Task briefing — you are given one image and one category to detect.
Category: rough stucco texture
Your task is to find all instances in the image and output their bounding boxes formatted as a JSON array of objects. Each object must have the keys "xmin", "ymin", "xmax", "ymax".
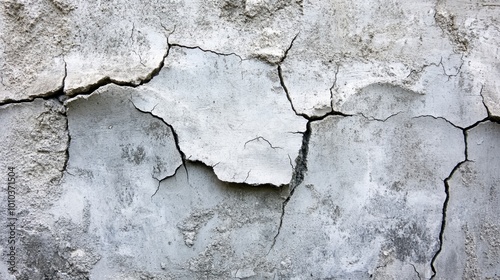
[{"xmin": 0, "ymin": 0, "xmax": 499, "ymax": 279}]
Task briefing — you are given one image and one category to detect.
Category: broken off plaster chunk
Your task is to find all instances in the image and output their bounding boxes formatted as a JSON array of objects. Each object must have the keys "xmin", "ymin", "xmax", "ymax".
[{"xmin": 131, "ymin": 46, "xmax": 307, "ymax": 186}]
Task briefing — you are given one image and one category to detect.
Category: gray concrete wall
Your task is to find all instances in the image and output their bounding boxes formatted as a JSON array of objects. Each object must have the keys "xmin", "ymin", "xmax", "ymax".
[{"xmin": 0, "ymin": 1, "xmax": 499, "ymax": 279}]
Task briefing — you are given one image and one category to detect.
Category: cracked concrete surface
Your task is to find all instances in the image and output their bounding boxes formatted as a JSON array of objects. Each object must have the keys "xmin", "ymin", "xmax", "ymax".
[
  {"xmin": 433, "ymin": 121, "xmax": 500, "ymax": 279},
  {"xmin": 1, "ymin": 0, "xmax": 499, "ymax": 279},
  {"xmin": 267, "ymin": 114, "xmax": 464, "ymax": 279},
  {"xmin": 129, "ymin": 46, "xmax": 307, "ymax": 186}
]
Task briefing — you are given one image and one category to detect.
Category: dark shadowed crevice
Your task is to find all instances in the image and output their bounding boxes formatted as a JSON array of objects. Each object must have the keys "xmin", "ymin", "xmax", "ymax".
[
  {"xmin": 58, "ymin": 104, "xmax": 71, "ymax": 181},
  {"xmin": 244, "ymin": 136, "xmax": 283, "ymax": 150},
  {"xmin": 430, "ymin": 117, "xmax": 490, "ymax": 278},
  {"xmin": 268, "ymin": 119, "xmax": 311, "ymax": 253},
  {"xmin": 0, "ymin": 58, "xmax": 68, "ymax": 106},
  {"xmin": 270, "ymin": 54, "xmax": 351, "ymax": 251},
  {"xmin": 360, "ymin": 111, "xmax": 403, "ymax": 122},
  {"xmin": 429, "ymin": 149, "xmax": 466, "ymax": 278},
  {"xmin": 62, "ymin": 29, "xmax": 177, "ymax": 99},
  {"xmin": 277, "ymin": 33, "xmax": 299, "ymax": 64},
  {"xmin": 63, "ymin": 46, "xmax": 170, "ymax": 98},
  {"xmin": 479, "ymin": 85, "xmax": 500, "ymax": 122},
  {"xmin": 0, "ymin": 29, "xmax": 175, "ymax": 108}
]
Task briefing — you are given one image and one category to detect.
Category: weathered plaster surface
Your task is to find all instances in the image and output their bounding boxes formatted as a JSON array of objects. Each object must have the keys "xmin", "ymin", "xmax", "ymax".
[
  {"xmin": 434, "ymin": 121, "xmax": 500, "ymax": 279},
  {"xmin": 0, "ymin": 99, "xmax": 69, "ymax": 279},
  {"xmin": 268, "ymin": 114, "xmax": 464, "ymax": 279},
  {"xmin": 0, "ymin": 0, "xmax": 499, "ymax": 279},
  {"xmin": 130, "ymin": 46, "xmax": 307, "ymax": 186}
]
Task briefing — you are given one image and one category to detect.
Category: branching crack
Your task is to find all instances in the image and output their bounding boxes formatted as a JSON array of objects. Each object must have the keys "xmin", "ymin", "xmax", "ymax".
[
  {"xmin": 359, "ymin": 111, "xmax": 403, "ymax": 122},
  {"xmin": 405, "ymin": 56, "xmax": 463, "ymax": 82},
  {"xmin": 429, "ymin": 144, "xmax": 466, "ymax": 278},
  {"xmin": 58, "ymin": 104, "xmax": 71, "ymax": 183},
  {"xmin": 1, "ymin": 28, "xmax": 175, "ymax": 107},
  {"xmin": 278, "ymin": 65, "xmax": 350, "ymax": 122},
  {"xmin": 128, "ymin": 98, "xmax": 190, "ymax": 197},
  {"xmin": 277, "ymin": 34, "xmax": 350, "ymax": 122},
  {"xmin": 169, "ymin": 43, "xmax": 243, "ymax": 61},
  {"xmin": 429, "ymin": 117, "xmax": 491, "ymax": 278},
  {"xmin": 244, "ymin": 136, "xmax": 283, "ymax": 150},
  {"xmin": 150, "ymin": 162, "xmax": 185, "ymax": 199},
  {"xmin": 65, "ymin": 36, "xmax": 172, "ymax": 98}
]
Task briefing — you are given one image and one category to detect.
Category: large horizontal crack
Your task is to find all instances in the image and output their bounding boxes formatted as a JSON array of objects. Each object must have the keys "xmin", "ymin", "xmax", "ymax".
[{"xmin": 0, "ymin": 57, "xmax": 68, "ymax": 106}]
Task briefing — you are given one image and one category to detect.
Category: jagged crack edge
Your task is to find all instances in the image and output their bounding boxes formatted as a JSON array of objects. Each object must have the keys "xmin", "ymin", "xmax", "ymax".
[
  {"xmin": 479, "ymin": 84, "xmax": 500, "ymax": 122},
  {"xmin": 268, "ymin": 120, "xmax": 311, "ymax": 254},
  {"xmin": 169, "ymin": 43, "xmax": 243, "ymax": 61},
  {"xmin": 0, "ymin": 57, "xmax": 68, "ymax": 106},
  {"xmin": 59, "ymin": 106, "xmax": 71, "ymax": 180},
  {"xmin": 128, "ymin": 98, "xmax": 189, "ymax": 197},
  {"xmin": 60, "ymin": 29, "xmax": 175, "ymax": 102},
  {"xmin": 329, "ymin": 63, "xmax": 340, "ymax": 110},
  {"xmin": 429, "ymin": 149, "xmax": 466, "ymax": 278},
  {"xmin": 428, "ymin": 117, "xmax": 493, "ymax": 278},
  {"xmin": 244, "ymin": 136, "xmax": 283, "ymax": 150}
]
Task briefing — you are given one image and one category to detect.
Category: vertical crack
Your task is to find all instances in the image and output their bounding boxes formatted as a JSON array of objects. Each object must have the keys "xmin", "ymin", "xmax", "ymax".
[
  {"xmin": 278, "ymin": 65, "xmax": 308, "ymax": 119},
  {"xmin": 59, "ymin": 102, "xmax": 71, "ymax": 181},
  {"xmin": 278, "ymin": 33, "xmax": 299, "ymax": 64},
  {"xmin": 268, "ymin": 120, "xmax": 311, "ymax": 253},
  {"xmin": 277, "ymin": 33, "xmax": 309, "ymax": 120},
  {"xmin": 430, "ymin": 118, "xmax": 485, "ymax": 277}
]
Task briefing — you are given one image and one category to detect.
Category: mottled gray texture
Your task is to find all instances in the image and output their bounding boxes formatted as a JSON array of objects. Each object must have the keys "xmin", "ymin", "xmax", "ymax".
[
  {"xmin": 434, "ymin": 121, "xmax": 500, "ymax": 279},
  {"xmin": 0, "ymin": 99, "xmax": 70, "ymax": 279},
  {"xmin": 0, "ymin": 0, "xmax": 499, "ymax": 279},
  {"xmin": 130, "ymin": 47, "xmax": 306, "ymax": 186},
  {"xmin": 268, "ymin": 114, "xmax": 464, "ymax": 279}
]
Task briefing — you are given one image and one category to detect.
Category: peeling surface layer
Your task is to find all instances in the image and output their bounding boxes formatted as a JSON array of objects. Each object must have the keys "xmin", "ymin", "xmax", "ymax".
[
  {"xmin": 130, "ymin": 47, "xmax": 307, "ymax": 186},
  {"xmin": 0, "ymin": 0, "xmax": 499, "ymax": 279}
]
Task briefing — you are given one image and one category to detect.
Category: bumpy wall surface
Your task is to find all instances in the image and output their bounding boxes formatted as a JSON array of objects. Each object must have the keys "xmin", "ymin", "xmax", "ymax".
[{"xmin": 1, "ymin": 0, "xmax": 499, "ymax": 279}]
